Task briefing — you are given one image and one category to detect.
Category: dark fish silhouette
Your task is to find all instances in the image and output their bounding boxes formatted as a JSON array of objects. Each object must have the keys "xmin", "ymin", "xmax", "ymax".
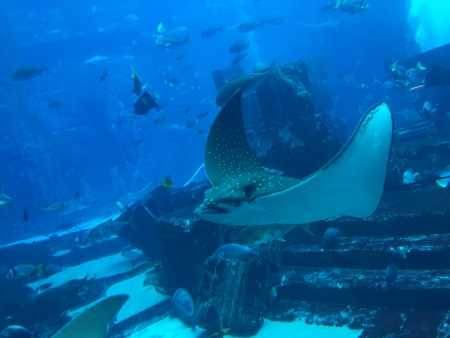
[
  {"xmin": 12, "ymin": 65, "xmax": 50, "ymax": 81},
  {"xmin": 134, "ymin": 92, "xmax": 158, "ymax": 115},
  {"xmin": 23, "ymin": 209, "xmax": 28, "ymax": 222},
  {"xmin": 98, "ymin": 70, "xmax": 107, "ymax": 82}
]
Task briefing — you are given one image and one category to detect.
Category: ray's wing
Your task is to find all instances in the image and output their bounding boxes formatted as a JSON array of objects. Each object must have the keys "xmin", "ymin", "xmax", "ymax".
[
  {"xmin": 51, "ymin": 295, "xmax": 129, "ymax": 338},
  {"xmin": 204, "ymin": 91, "xmax": 266, "ymax": 186}
]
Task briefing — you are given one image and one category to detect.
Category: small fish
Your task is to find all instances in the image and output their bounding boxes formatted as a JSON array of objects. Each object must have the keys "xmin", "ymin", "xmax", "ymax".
[
  {"xmin": 403, "ymin": 168, "xmax": 420, "ymax": 184},
  {"xmin": 263, "ymin": 16, "xmax": 286, "ymax": 25},
  {"xmin": 236, "ymin": 21, "xmax": 264, "ymax": 33},
  {"xmin": 155, "ymin": 34, "xmax": 190, "ymax": 51},
  {"xmin": 213, "ymin": 244, "xmax": 259, "ymax": 259},
  {"xmin": 386, "ymin": 247, "xmax": 407, "ymax": 286},
  {"xmin": 335, "ymin": 0, "xmax": 370, "ymax": 14},
  {"xmin": 201, "ymin": 24, "xmax": 223, "ymax": 38},
  {"xmin": 198, "ymin": 129, "xmax": 204, "ymax": 134},
  {"xmin": 229, "ymin": 40, "xmax": 249, "ymax": 53},
  {"xmin": 0, "ymin": 325, "xmax": 37, "ymax": 338},
  {"xmin": 165, "ymin": 78, "xmax": 180, "ymax": 85},
  {"xmin": 153, "ymin": 117, "xmax": 164, "ymax": 124},
  {"xmin": 231, "ymin": 52, "xmax": 248, "ymax": 66},
  {"xmin": 169, "ymin": 26, "xmax": 187, "ymax": 35},
  {"xmin": 196, "ymin": 111, "xmax": 208, "ymax": 119},
  {"xmin": 121, "ymin": 250, "xmax": 141, "ymax": 266},
  {"xmin": 143, "ymin": 272, "xmax": 163, "ymax": 286},
  {"xmin": 175, "ymin": 53, "xmax": 186, "ymax": 61},
  {"xmin": 5, "ymin": 264, "xmax": 41, "ymax": 280},
  {"xmin": 12, "ymin": 65, "xmax": 50, "ymax": 81},
  {"xmin": 162, "ymin": 177, "xmax": 174, "ymax": 190},
  {"xmin": 116, "ymin": 201, "xmax": 125, "ymax": 212},
  {"xmin": 23, "ymin": 209, "xmax": 28, "ymax": 222},
  {"xmin": 322, "ymin": 227, "xmax": 341, "ymax": 247},
  {"xmin": 184, "ymin": 105, "xmax": 191, "ymax": 115},
  {"xmin": 98, "ymin": 70, "xmax": 108, "ymax": 82},
  {"xmin": 136, "ymin": 138, "xmax": 144, "ymax": 145},
  {"xmin": 180, "ymin": 62, "xmax": 194, "ymax": 72},
  {"xmin": 35, "ymin": 282, "xmax": 53, "ymax": 292},
  {"xmin": 268, "ymin": 285, "xmax": 280, "ymax": 304},
  {"xmin": 48, "ymin": 100, "xmax": 62, "ymax": 108},
  {"xmin": 184, "ymin": 120, "xmax": 196, "ymax": 128}
]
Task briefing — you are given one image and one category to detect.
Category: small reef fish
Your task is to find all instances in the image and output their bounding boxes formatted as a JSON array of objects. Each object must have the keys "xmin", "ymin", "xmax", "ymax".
[
  {"xmin": 87, "ymin": 214, "xmax": 135, "ymax": 241},
  {"xmin": 172, "ymin": 288, "xmax": 196, "ymax": 331},
  {"xmin": 236, "ymin": 21, "xmax": 264, "ymax": 33},
  {"xmin": 35, "ymin": 282, "xmax": 53, "ymax": 292},
  {"xmin": 155, "ymin": 34, "xmax": 190, "ymax": 51},
  {"xmin": 386, "ymin": 247, "xmax": 407, "ymax": 288},
  {"xmin": 162, "ymin": 177, "xmax": 174, "ymax": 190},
  {"xmin": 11, "ymin": 65, "xmax": 50, "ymax": 81},
  {"xmin": 229, "ymin": 40, "xmax": 249, "ymax": 53},
  {"xmin": 268, "ymin": 285, "xmax": 280, "ymax": 304},
  {"xmin": 213, "ymin": 244, "xmax": 259, "ymax": 259},
  {"xmin": 322, "ymin": 227, "xmax": 341, "ymax": 247},
  {"xmin": 5, "ymin": 264, "xmax": 42, "ymax": 280},
  {"xmin": 201, "ymin": 24, "xmax": 223, "ymax": 38},
  {"xmin": 403, "ymin": 169, "xmax": 420, "ymax": 184},
  {"xmin": 143, "ymin": 272, "xmax": 163, "ymax": 287},
  {"xmin": 335, "ymin": 0, "xmax": 370, "ymax": 14},
  {"xmin": 197, "ymin": 111, "xmax": 208, "ymax": 119}
]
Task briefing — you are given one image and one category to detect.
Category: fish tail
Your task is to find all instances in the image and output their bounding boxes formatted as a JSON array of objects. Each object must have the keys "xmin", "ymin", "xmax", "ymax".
[
  {"xmin": 417, "ymin": 62, "xmax": 426, "ymax": 71},
  {"xmin": 184, "ymin": 34, "xmax": 191, "ymax": 46}
]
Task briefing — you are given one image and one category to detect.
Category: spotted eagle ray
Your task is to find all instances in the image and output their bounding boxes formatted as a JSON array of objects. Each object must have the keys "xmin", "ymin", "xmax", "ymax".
[
  {"xmin": 51, "ymin": 294, "xmax": 129, "ymax": 338},
  {"xmin": 195, "ymin": 91, "xmax": 393, "ymax": 226},
  {"xmin": 35, "ymin": 191, "xmax": 79, "ymax": 212}
]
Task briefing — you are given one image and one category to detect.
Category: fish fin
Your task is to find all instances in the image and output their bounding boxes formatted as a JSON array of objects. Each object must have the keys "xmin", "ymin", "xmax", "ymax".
[
  {"xmin": 300, "ymin": 224, "xmax": 315, "ymax": 236},
  {"xmin": 417, "ymin": 62, "xmax": 426, "ymax": 71},
  {"xmin": 184, "ymin": 34, "xmax": 191, "ymax": 45},
  {"xmin": 51, "ymin": 295, "xmax": 129, "ymax": 338},
  {"xmin": 436, "ymin": 179, "xmax": 448, "ymax": 188}
]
